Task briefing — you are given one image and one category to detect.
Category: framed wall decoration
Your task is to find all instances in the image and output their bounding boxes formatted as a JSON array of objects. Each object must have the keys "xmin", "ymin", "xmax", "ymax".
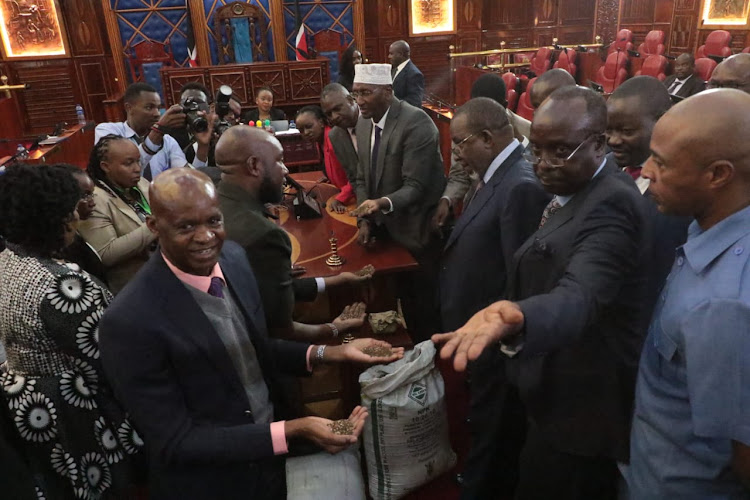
[
  {"xmin": 0, "ymin": 0, "xmax": 68, "ymax": 59},
  {"xmin": 409, "ymin": 0, "xmax": 456, "ymax": 37},
  {"xmin": 701, "ymin": 0, "xmax": 750, "ymax": 26}
]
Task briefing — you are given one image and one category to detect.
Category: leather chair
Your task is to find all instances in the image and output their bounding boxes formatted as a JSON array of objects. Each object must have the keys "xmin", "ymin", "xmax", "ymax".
[
  {"xmin": 596, "ymin": 51, "xmax": 629, "ymax": 93},
  {"xmin": 742, "ymin": 46, "xmax": 750, "ymax": 53},
  {"xmin": 696, "ymin": 30, "xmax": 732, "ymax": 59},
  {"xmin": 694, "ymin": 57, "xmax": 718, "ymax": 82},
  {"xmin": 501, "ymin": 72, "xmax": 520, "ymax": 112},
  {"xmin": 636, "ymin": 55, "xmax": 668, "ymax": 81},
  {"xmin": 528, "ymin": 47, "xmax": 552, "ymax": 77},
  {"xmin": 312, "ymin": 29, "xmax": 346, "ymax": 82},
  {"xmin": 608, "ymin": 29, "xmax": 634, "ymax": 54},
  {"xmin": 127, "ymin": 39, "xmax": 175, "ymax": 96},
  {"xmin": 516, "ymin": 77, "xmax": 537, "ymax": 121},
  {"xmin": 638, "ymin": 30, "xmax": 665, "ymax": 56},
  {"xmin": 553, "ymin": 49, "xmax": 577, "ymax": 77}
]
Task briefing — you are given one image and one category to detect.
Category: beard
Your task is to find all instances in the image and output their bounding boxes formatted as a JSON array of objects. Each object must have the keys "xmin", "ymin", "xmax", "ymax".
[{"xmin": 259, "ymin": 170, "xmax": 283, "ymax": 204}]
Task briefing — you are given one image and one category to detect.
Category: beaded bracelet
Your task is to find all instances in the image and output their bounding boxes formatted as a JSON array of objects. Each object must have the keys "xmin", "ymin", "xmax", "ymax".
[
  {"xmin": 316, "ymin": 345, "xmax": 326, "ymax": 363},
  {"xmin": 327, "ymin": 322, "xmax": 339, "ymax": 338}
]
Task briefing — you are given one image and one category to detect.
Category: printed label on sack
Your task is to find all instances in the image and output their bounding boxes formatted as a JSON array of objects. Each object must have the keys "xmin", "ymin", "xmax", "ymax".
[{"xmin": 407, "ymin": 383, "xmax": 427, "ymax": 406}]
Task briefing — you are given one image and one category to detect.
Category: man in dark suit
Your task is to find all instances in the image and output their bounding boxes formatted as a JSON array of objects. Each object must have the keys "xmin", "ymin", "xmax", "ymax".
[
  {"xmin": 388, "ymin": 40, "xmax": 425, "ymax": 108},
  {"xmin": 215, "ymin": 126, "xmax": 369, "ymax": 341},
  {"xmin": 99, "ymin": 168, "xmax": 401, "ymax": 500},
  {"xmin": 440, "ymin": 97, "xmax": 550, "ymax": 499},
  {"xmin": 663, "ymin": 53, "xmax": 706, "ymax": 98},
  {"xmin": 434, "ymin": 86, "xmax": 650, "ymax": 500},
  {"xmin": 607, "ymin": 76, "xmax": 691, "ymax": 314},
  {"xmin": 321, "ymin": 82, "xmax": 362, "ymax": 181},
  {"xmin": 351, "ymin": 63, "xmax": 445, "ymax": 340}
]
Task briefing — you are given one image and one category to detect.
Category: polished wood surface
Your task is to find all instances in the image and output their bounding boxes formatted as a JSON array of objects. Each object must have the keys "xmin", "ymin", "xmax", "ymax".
[
  {"xmin": 280, "ymin": 171, "xmax": 418, "ymax": 278},
  {"xmin": 422, "ymin": 103, "xmax": 454, "ymax": 175},
  {"xmin": 277, "ymin": 133, "xmax": 321, "ymax": 171},
  {"xmin": 0, "ymin": 123, "xmax": 94, "ymax": 168}
]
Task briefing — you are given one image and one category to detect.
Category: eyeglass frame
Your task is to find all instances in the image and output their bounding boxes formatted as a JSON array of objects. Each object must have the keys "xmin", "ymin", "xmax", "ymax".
[
  {"xmin": 350, "ymin": 89, "xmax": 376, "ymax": 99},
  {"xmin": 523, "ymin": 134, "xmax": 597, "ymax": 168},
  {"xmin": 80, "ymin": 192, "xmax": 95, "ymax": 201},
  {"xmin": 451, "ymin": 132, "xmax": 478, "ymax": 154}
]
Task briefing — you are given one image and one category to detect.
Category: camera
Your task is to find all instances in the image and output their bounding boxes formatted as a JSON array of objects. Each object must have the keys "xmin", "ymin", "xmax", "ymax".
[
  {"xmin": 214, "ymin": 85, "xmax": 234, "ymax": 136},
  {"xmin": 182, "ymin": 97, "xmax": 210, "ymax": 133}
]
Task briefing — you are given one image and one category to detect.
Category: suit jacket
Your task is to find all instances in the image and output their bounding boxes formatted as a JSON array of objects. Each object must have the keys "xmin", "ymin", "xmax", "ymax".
[
  {"xmin": 663, "ymin": 73, "xmax": 706, "ymax": 98},
  {"xmin": 218, "ymin": 182, "xmax": 317, "ymax": 337},
  {"xmin": 328, "ymin": 123, "xmax": 360, "ymax": 182},
  {"xmin": 439, "ymin": 145, "xmax": 551, "ymax": 331},
  {"xmin": 392, "ymin": 60, "xmax": 425, "ymax": 108},
  {"xmin": 354, "ymin": 98, "xmax": 446, "ymax": 255},
  {"xmin": 99, "ymin": 243, "xmax": 310, "ymax": 500},
  {"xmin": 60, "ymin": 233, "xmax": 108, "ymax": 285},
  {"xmin": 506, "ymin": 160, "xmax": 650, "ymax": 462},
  {"xmin": 78, "ymin": 178, "xmax": 154, "ymax": 294}
]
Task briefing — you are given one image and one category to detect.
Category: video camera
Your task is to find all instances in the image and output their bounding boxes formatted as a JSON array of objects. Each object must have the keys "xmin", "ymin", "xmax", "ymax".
[{"xmin": 214, "ymin": 85, "xmax": 234, "ymax": 136}]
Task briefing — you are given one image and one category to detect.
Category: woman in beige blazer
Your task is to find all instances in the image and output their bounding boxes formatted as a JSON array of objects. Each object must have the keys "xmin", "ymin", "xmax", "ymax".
[{"xmin": 79, "ymin": 134, "xmax": 156, "ymax": 293}]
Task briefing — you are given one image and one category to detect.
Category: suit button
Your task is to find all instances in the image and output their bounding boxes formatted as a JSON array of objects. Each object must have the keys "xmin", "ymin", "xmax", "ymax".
[{"xmin": 245, "ymin": 410, "xmax": 253, "ymax": 417}]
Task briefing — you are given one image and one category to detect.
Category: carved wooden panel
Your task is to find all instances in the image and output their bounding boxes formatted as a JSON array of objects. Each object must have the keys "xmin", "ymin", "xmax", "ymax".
[
  {"xmin": 457, "ymin": 0, "xmax": 482, "ymax": 30},
  {"xmin": 535, "ymin": 0, "xmax": 558, "ymax": 26},
  {"xmin": 654, "ymin": 0, "xmax": 675, "ymax": 22},
  {"xmin": 212, "ymin": 71, "xmax": 251, "ymax": 103},
  {"xmin": 75, "ymin": 59, "xmax": 109, "ymax": 124},
  {"xmin": 380, "ymin": 0, "xmax": 406, "ymax": 36},
  {"xmin": 621, "ymin": 0, "xmax": 657, "ymax": 23},
  {"xmin": 595, "ymin": 0, "xmax": 620, "ymax": 44},
  {"xmin": 364, "ymin": 38, "xmax": 380, "ymax": 63},
  {"xmin": 163, "ymin": 74, "xmax": 208, "ymax": 109},
  {"xmin": 560, "ymin": 0, "xmax": 597, "ymax": 24},
  {"xmin": 671, "ymin": 14, "xmax": 695, "ymax": 51},
  {"xmin": 483, "ymin": 30, "xmax": 533, "ymax": 49},
  {"xmin": 288, "ymin": 67, "xmax": 325, "ymax": 101},
  {"xmin": 675, "ymin": 0, "xmax": 695, "ymax": 9},
  {"xmin": 61, "ymin": 0, "xmax": 105, "ymax": 57},
  {"xmin": 14, "ymin": 60, "xmax": 79, "ymax": 135},
  {"xmin": 534, "ymin": 28, "xmax": 558, "ymax": 47},
  {"xmin": 410, "ymin": 39, "xmax": 455, "ymax": 99},
  {"xmin": 557, "ymin": 25, "xmax": 595, "ymax": 44},
  {"xmin": 487, "ymin": 0, "xmax": 532, "ymax": 29}
]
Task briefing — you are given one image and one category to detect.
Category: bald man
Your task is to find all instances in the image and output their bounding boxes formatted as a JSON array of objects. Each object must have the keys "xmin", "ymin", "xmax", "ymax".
[
  {"xmin": 434, "ymin": 87, "xmax": 650, "ymax": 499},
  {"xmin": 628, "ymin": 89, "xmax": 750, "ymax": 498},
  {"xmin": 215, "ymin": 126, "xmax": 368, "ymax": 342},
  {"xmin": 708, "ymin": 52, "xmax": 750, "ymax": 93},
  {"xmin": 100, "ymin": 168, "xmax": 401, "ymax": 500},
  {"xmin": 663, "ymin": 53, "xmax": 705, "ymax": 98},
  {"xmin": 529, "ymin": 68, "xmax": 577, "ymax": 109},
  {"xmin": 388, "ymin": 40, "xmax": 425, "ymax": 107}
]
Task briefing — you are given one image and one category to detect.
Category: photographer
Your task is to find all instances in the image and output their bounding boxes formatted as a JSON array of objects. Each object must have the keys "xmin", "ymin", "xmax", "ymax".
[{"xmin": 95, "ymin": 82, "xmax": 214, "ymax": 180}]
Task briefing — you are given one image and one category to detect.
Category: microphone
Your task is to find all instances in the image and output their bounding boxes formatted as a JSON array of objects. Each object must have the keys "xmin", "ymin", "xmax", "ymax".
[{"xmin": 627, "ymin": 49, "xmax": 641, "ymax": 58}]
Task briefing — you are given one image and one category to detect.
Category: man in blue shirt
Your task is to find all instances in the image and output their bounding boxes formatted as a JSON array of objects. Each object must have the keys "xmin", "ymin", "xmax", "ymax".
[{"xmin": 629, "ymin": 88, "xmax": 750, "ymax": 498}]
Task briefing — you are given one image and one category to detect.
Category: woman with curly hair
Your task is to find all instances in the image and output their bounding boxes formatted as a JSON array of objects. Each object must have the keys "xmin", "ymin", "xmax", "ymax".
[
  {"xmin": 337, "ymin": 45, "xmax": 363, "ymax": 91},
  {"xmin": 295, "ymin": 105, "xmax": 355, "ymax": 213},
  {"xmin": 0, "ymin": 164, "xmax": 145, "ymax": 499},
  {"xmin": 78, "ymin": 134, "xmax": 156, "ymax": 293}
]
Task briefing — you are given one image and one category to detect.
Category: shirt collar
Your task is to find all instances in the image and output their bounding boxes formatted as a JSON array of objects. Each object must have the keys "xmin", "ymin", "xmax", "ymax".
[
  {"xmin": 120, "ymin": 121, "xmax": 139, "ymax": 140},
  {"xmin": 163, "ymin": 252, "xmax": 225, "ymax": 293},
  {"xmin": 483, "ymin": 139, "xmax": 520, "ymax": 184},
  {"xmin": 556, "ymin": 158, "xmax": 607, "ymax": 207},
  {"xmin": 373, "ymin": 106, "xmax": 390, "ymax": 129},
  {"xmin": 675, "ymin": 74, "xmax": 692, "ymax": 84},
  {"xmin": 682, "ymin": 204, "xmax": 750, "ymax": 274},
  {"xmin": 396, "ymin": 59, "xmax": 409, "ymax": 73}
]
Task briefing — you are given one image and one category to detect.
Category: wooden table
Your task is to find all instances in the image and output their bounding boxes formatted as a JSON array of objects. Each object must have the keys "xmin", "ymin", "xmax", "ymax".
[
  {"xmin": 282, "ymin": 171, "xmax": 418, "ymax": 419},
  {"xmin": 0, "ymin": 122, "xmax": 95, "ymax": 169}
]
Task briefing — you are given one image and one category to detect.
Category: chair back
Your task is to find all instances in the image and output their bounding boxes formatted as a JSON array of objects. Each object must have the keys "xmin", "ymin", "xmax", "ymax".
[
  {"xmin": 501, "ymin": 72, "xmax": 519, "ymax": 112},
  {"xmin": 516, "ymin": 77, "xmax": 537, "ymax": 121},
  {"xmin": 636, "ymin": 55, "xmax": 668, "ymax": 81},
  {"xmin": 638, "ymin": 30, "xmax": 665, "ymax": 56},
  {"xmin": 553, "ymin": 49, "xmax": 577, "ymax": 76},
  {"xmin": 127, "ymin": 39, "xmax": 175, "ymax": 96},
  {"xmin": 529, "ymin": 47, "xmax": 552, "ymax": 77},
  {"xmin": 694, "ymin": 57, "xmax": 718, "ymax": 81},
  {"xmin": 596, "ymin": 51, "xmax": 629, "ymax": 93},
  {"xmin": 609, "ymin": 29, "xmax": 634, "ymax": 54},
  {"xmin": 696, "ymin": 30, "xmax": 732, "ymax": 59},
  {"xmin": 312, "ymin": 30, "xmax": 346, "ymax": 82},
  {"xmin": 214, "ymin": 1, "xmax": 268, "ymax": 64}
]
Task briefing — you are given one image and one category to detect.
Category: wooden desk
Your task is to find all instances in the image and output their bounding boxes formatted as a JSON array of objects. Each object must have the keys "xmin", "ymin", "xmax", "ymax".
[
  {"xmin": 276, "ymin": 132, "xmax": 321, "ymax": 172},
  {"xmin": 422, "ymin": 104, "xmax": 454, "ymax": 176},
  {"xmin": 0, "ymin": 122, "xmax": 95, "ymax": 169}
]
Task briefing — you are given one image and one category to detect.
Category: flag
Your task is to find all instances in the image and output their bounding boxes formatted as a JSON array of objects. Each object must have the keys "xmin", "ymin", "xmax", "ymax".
[
  {"xmin": 185, "ymin": 7, "xmax": 198, "ymax": 67},
  {"xmin": 295, "ymin": 24, "xmax": 309, "ymax": 61}
]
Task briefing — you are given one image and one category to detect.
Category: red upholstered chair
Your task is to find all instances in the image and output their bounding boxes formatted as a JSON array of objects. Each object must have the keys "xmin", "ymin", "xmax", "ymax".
[
  {"xmin": 596, "ymin": 51, "xmax": 629, "ymax": 93},
  {"xmin": 696, "ymin": 30, "xmax": 732, "ymax": 59},
  {"xmin": 529, "ymin": 47, "xmax": 552, "ymax": 76},
  {"xmin": 516, "ymin": 77, "xmax": 537, "ymax": 121},
  {"xmin": 609, "ymin": 29, "xmax": 634, "ymax": 54},
  {"xmin": 638, "ymin": 30, "xmax": 665, "ymax": 56},
  {"xmin": 636, "ymin": 55, "xmax": 668, "ymax": 81},
  {"xmin": 501, "ymin": 72, "xmax": 520, "ymax": 112},
  {"xmin": 553, "ymin": 49, "xmax": 577, "ymax": 76},
  {"xmin": 694, "ymin": 58, "xmax": 718, "ymax": 82},
  {"xmin": 742, "ymin": 46, "xmax": 750, "ymax": 53}
]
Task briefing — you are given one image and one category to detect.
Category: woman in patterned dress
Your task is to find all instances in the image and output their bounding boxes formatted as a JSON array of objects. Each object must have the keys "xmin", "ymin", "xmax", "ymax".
[{"xmin": 0, "ymin": 164, "xmax": 145, "ymax": 499}]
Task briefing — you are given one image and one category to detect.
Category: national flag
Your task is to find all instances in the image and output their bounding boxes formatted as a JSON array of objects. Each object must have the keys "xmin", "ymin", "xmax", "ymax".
[
  {"xmin": 295, "ymin": 24, "xmax": 309, "ymax": 61},
  {"xmin": 185, "ymin": 7, "xmax": 198, "ymax": 67}
]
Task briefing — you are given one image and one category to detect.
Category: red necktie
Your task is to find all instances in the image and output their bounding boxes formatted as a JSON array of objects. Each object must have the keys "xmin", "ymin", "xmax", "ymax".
[{"xmin": 624, "ymin": 166, "xmax": 642, "ymax": 181}]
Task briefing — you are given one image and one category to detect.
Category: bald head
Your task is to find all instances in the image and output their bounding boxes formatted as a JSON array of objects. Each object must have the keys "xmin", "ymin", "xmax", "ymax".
[
  {"xmin": 215, "ymin": 125, "xmax": 276, "ymax": 169},
  {"xmin": 388, "ymin": 40, "xmax": 410, "ymax": 67},
  {"xmin": 529, "ymin": 68, "xmax": 576, "ymax": 108},
  {"xmin": 147, "ymin": 168, "xmax": 225, "ymax": 275},
  {"xmin": 643, "ymin": 89, "xmax": 750, "ymax": 226},
  {"xmin": 710, "ymin": 53, "xmax": 750, "ymax": 93}
]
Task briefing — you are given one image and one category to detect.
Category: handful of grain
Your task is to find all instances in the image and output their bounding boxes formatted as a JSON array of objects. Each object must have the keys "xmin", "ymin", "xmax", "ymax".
[
  {"xmin": 349, "ymin": 204, "xmax": 369, "ymax": 217},
  {"xmin": 354, "ymin": 264, "xmax": 375, "ymax": 277},
  {"xmin": 361, "ymin": 345, "xmax": 393, "ymax": 357},
  {"xmin": 329, "ymin": 419, "xmax": 355, "ymax": 435}
]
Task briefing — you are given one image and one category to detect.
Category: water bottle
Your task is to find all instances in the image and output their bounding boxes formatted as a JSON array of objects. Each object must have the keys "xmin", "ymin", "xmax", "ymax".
[
  {"xmin": 75, "ymin": 104, "xmax": 86, "ymax": 125},
  {"xmin": 289, "ymin": 120, "xmax": 296, "ymax": 130},
  {"xmin": 16, "ymin": 144, "xmax": 28, "ymax": 160}
]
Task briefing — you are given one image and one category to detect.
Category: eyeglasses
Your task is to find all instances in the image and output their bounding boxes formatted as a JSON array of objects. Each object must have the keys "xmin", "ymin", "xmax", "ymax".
[
  {"xmin": 350, "ymin": 89, "xmax": 375, "ymax": 99},
  {"xmin": 81, "ymin": 192, "xmax": 95, "ymax": 201},
  {"xmin": 451, "ymin": 132, "xmax": 478, "ymax": 154},
  {"xmin": 523, "ymin": 135, "xmax": 595, "ymax": 168}
]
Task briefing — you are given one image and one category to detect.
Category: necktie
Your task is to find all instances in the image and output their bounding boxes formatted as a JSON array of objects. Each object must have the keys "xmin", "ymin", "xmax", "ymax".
[
  {"xmin": 624, "ymin": 166, "xmax": 642, "ymax": 181},
  {"xmin": 668, "ymin": 78, "xmax": 682, "ymax": 93},
  {"xmin": 391, "ymin": 66, "xmax": 397, "ymax": 78},
  {"xmin": 370, "ymin": 125, "xmax": 382, "ymax": 195},
  {"xmin": 207, "ymin": 276, "xmax": 224, "ymax": 299},
  {"xmin": 465, "ymin": 180, "xmax": 484, "ymax": 208},
  {"xmin": 538, "ymin": 197, "xmax": 562, "ymax": 228}
]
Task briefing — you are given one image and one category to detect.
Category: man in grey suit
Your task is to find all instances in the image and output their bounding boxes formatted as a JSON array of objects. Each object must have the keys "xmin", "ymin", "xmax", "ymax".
[
  {"xmin": 321, "ymin": 83, "xmax": 361, "ymax": 184},
  {"xmin": 351, "ymin": 63, "xmax": 445, "ymax": 340}
]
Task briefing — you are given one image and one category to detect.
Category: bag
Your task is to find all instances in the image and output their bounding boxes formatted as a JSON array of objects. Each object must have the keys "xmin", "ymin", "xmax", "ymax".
[
  {"xmin": 359, "ymin": 340, "xmax": 456, "ymax": 499},
  {"xmin": 285, "ymin": 444, "xmax": 366, "ymax": 500}
]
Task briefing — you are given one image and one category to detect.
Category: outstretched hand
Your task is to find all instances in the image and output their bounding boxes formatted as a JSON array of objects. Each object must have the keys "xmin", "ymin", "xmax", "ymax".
[
  {"xmin": 332, "ymin": 302, "xmax": 367, "ymax": 332},
  {"xmin": 336, "ymin": 338, "xmax": 404, "ymax": 365},
  {"xmin": 298, "ymin": 406, "xmax": 369, "ymax": 454},
  {"xmin": 431, "ymin": 300, "xmax": 525, "ymax": 372}
]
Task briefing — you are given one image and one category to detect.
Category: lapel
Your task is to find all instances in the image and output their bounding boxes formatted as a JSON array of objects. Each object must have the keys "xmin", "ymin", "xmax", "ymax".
[
  {"xmin": 219, "ymin": 251, "xmax": 262, "ymax": 339},
  {"xmin": 102, "ymin": 178, "xmax": 149, "ymax": 226},
  {"xmin": 356, "ymin": 117, "xmax": 373, "ymax": 193},
  {"xmin": 445, "ymin": 146, "xmax": 523, "ymax": 250},
  {"xmin": 376, "ymin": 99, "xmax": 402, "ymax": 190},
  {"xmin": 151, "ymin": 252, "xmax": 248, "ymax": 398}
]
